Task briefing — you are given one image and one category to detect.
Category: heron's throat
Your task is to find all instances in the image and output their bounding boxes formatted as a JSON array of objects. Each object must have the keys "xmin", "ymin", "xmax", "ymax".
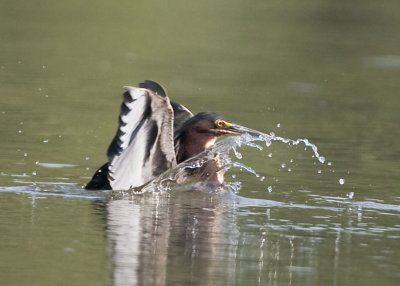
[
  {"xmin": 175, "ymin": 134, "xmax": 217, "ymax": 163},
  {"xmin": 204, "ymin": 137, "xmax": 217, "ymax": 149}
]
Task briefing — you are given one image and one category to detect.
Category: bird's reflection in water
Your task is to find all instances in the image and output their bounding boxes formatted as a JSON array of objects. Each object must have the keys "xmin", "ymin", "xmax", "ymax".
[
  {"xmin": 106, "ymin": 190, "xmax": 238, "ymax": 286},
  {"xmin": 106, "ymin": 187, "xmax": 362, "ymax": 286}
]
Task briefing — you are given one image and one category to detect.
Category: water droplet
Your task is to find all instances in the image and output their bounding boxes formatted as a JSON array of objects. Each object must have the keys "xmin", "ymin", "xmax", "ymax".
[
  {"xmin": 288, "ymin": 168, "xmax": 291, "ymax": 172},
  {"xmin": 231, "ymin": 174, "xmax": 237, "ymax": 179},
  {"xmin": 267, "ymin": 186, "xmax": 273, "ymax": 193},
  {"xmin": 32, "ymin": 171, "xmax": 37, "ymax": 176},
  {"xmin": 18, "ymin": 130, "xmax": 22, "ymax": 134},
  {"xmin": 23, "ymin": 152, "xmax": 28, "ymax": 157},
  {"xmin": 38, "ymin": 88, "xmax": 42, "ymax": 91},
  {"xmin": 85, "ymin": 156, "xmax": 90, "ymax": 161},
  {"xmin": 43, "ymin": 139, "xmax": 49, "ymax": 143},
  {"xmin": 328, "ymin": 162, "xmax": 332, "ymax": 166},
  {"xmin": 276, "ymin": 123, "xmax": 281, "ymax": 128},
  {"xmin": 260, "ymin": 176, "xmax": 265, "ymax": 182},
  {"xmin": 281, "ymin": 163, "xmax": 286, "ymax": 169},
  {"xmin": 339, "ymin": 178, "xmax": 345, "ymax": 185},
  {"xmin": 232, "ymin": 147, "xmax": 242, "ymax": 159},
  {"xmin": 232, "ymin": 162, "xmax": 258, "ymax": 177},
  {"xmin": 267, "ymin": 153, "xmax": 272, "ymax": 158},
  {"xmin": 42, "ymin": 65, "xmax": 47, "ymax": 69},
  {"xmin": 347, "ymin": 191, "xmax": 354, "ymax": 199},
  {"xmin": 318, "ymin": 170, "xmax": 322, "ymax": 174}
]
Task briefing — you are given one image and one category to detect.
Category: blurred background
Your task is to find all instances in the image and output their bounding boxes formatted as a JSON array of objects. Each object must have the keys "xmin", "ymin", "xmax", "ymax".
[
  {"xmin": 1, "ymin": 1, "xmax": 399, "ymax": 286},
  {"xmin": 1, "ymin": 0, "xmax": 399, "ymax": 189}
]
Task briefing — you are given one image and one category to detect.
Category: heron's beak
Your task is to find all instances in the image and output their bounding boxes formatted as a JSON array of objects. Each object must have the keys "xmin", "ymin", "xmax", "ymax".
[
  {"xmin": 225, "ymin": 124, "xmax": 262, "ymax": 137},
  {"xmin": 213, "ymin": 122, "xmax": 260, "ymax": 137},
  {"xmin": 212, "ymin": 119, "xmax": 263, "ymax": 137},
  {"xmin": 218, "ymin": 124, "xmax": 244, "ymax": 136}
]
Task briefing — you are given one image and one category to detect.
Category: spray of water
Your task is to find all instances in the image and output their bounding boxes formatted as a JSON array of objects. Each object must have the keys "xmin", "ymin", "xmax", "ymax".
[
  {"xmin": 231, "ymin": 124, "xmax": 326, "ymax": 163},
  {"xmin": 138, "ymin": 125, "xmax": 326, "ymax": 194}
]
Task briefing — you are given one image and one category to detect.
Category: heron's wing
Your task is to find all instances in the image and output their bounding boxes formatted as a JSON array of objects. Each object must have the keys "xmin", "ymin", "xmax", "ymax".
[
  {"xmin": 139, "ymin": 79, "xmax": 168, "ymax": 97},
  {"xmin": 138, "ymin": 80, "xmax": 194, "ymax": 131},
  {"xmin": 107, "ymin": 84, "xmax": 176, "ymax": 190},
  {"xmin": 85, "ymin": 163, "xmax": 110, "ymax": 190},
  {"xmin": 171, "ymin": 101, "xmax": 193, "ymax": 131}
]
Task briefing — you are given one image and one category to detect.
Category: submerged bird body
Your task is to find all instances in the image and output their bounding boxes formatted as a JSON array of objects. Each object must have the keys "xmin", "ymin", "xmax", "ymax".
[{"xmin": 86, "ymin": 80, "xmax": 243, "ymax": 191}]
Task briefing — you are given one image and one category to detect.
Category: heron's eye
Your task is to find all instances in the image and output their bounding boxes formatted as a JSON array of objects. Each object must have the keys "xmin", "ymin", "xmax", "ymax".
[
  {"xmin": 215, "ymin": 119, "xmax": 229, "ymax": 128},
  {"xmin": 215, "ymin": 119, "xmax": 224, "ymax": 128}
]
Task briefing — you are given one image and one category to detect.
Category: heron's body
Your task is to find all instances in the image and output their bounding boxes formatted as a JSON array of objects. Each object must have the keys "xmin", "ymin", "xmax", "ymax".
[{"xmin": 86, "ymin": 80, "xmax": 243, "ymax": 191}]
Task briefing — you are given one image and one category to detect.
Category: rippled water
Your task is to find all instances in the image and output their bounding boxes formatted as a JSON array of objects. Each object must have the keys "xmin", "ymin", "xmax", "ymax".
[
  {"xmin": 2, "ymin": 130, "xmax": 399, "ymax": 285},
  {"xmin": 2, "ymin": 126, "xmax": 400, "ymax": 286}
]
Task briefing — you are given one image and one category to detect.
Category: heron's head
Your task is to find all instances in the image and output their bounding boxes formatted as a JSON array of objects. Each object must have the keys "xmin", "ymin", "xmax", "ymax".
[
  {"xmin": 174, "ymin": 112, "xmax": 245, "ymax": 162},
  {"xmin": 178, "ymin": 112, "xmax": 243, "ymax": 137}
]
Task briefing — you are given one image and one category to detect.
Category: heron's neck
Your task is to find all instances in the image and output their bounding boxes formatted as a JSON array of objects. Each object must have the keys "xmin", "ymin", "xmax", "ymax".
[{"xmin": 175, "ymin": 132, "xmax": 216, "ymax": 163}]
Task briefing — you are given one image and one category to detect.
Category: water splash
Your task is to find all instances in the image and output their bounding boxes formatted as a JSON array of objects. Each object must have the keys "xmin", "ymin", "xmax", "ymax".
[
  {"xmin": 229, "ymin": 124, "xmax": 326, "ymax": 163},
  {"xmin": 140, "ymin": 126, "xmax": 326, "ymax": 193},
  {"xmin": 263, "ymin": 133, "xmax": 325, "ymax": 163}
]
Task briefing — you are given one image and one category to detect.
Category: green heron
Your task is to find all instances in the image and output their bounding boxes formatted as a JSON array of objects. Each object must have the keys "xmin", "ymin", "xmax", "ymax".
[{"xmin": 85, "ymin": 80, "xmax": 248, "ymax": 191}]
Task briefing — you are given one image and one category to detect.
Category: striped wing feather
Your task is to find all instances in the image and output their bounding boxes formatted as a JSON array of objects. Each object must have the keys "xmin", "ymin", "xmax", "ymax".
[{"xmin": 107, "ymin": 86, "xmax": 176, "ymax": 190}]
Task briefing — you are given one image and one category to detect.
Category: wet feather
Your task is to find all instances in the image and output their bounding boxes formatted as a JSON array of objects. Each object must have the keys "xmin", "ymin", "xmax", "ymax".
[{"xmin": 107, "ymin": 86, "xmax": 176, "ymax": 190}]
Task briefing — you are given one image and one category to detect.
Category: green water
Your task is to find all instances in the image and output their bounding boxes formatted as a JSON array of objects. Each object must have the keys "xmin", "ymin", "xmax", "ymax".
[{"xmin": 1, "ymin": 1, "xmax": 399, "ymax": 285}]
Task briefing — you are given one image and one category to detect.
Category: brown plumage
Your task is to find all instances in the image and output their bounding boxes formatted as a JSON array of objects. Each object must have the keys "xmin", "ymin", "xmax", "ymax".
[{"xmin": 86, "ymin": 81, "xmax": 244, "ymax": 191}]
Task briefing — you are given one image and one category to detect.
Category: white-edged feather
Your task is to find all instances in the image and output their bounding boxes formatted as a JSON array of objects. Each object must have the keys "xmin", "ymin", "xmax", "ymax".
[
  {"xmin": 123, "ymin": 86, "xmax": 146, "ymax": 100},
  {"xmin": 107, "ymin": 86, "xmax": 176, "ymax": 190}
]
